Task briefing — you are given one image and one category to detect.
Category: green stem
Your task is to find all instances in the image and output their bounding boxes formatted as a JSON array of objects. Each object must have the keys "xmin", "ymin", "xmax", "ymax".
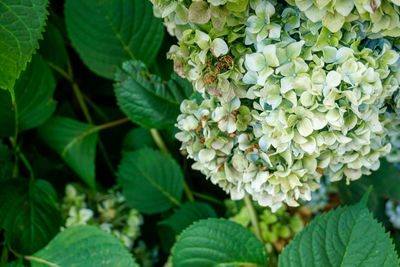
[
  {"xmin": 48, "ymin": 58, "xmax": 116, "ymax": 176},
  {"xmin": 183, "ymin": 180, "xmax": 195, "ymax": 202},
  {"xmin": 47, "ymin": 62, "xmax": 71, "ymax": 81},
  {"xmin": 72, "ymin": 82, "xmax": 92, "ymax": 124},
  {"xmin": 24, "ymin": 256, "xmax": 61, "ymax": 267},
  {"xmin": 9, "ymin": 137, "xmax": 18, "ymax": 178},
  {"xmin": 17, "ymin": 148, "xmax": 34, "ymax": 182},
  {"xmin": 150, "ymin": 129, "xmax": 169, "ymax": 155},
  {"xmin": 192, "ymin": 192, "xmax": 224, "ymax": 206},
  {"xmin": 0, "ymin": 246, "xmax": 8, "ymax": 264},
  {"xmin": 150, "ymin": 129, "xmax": 195, "ymax": 202},
  {"xmin": 82, "ymin": 94, "xmax": 110, "ymax": 122},
  {"xmin": 95, "ymin": 117, "xmax": 130, "ymax": 132},
  {"xmin": 244, "ymin": 195, "xmax": 263, "ymax": 242}
]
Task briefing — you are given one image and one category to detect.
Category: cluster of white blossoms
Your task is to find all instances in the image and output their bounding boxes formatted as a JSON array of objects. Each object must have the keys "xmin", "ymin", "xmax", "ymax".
[
  {"xmin": 287, "ymin": 0, "xmax": 400, "ymax": 35},
  {"xmin": 151, "ymin": 0, "xmax": 400, "ymax": 211},
  {"xmin": 62, "ymin": 184, "xmax": 143, "ymax": 249}
]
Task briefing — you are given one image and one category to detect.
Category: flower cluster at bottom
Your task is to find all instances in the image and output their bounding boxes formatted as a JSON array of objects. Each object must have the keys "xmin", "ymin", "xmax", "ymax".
[{"xmin": 62, "ymin": 184, "xmax": 143, "ymax": 249}]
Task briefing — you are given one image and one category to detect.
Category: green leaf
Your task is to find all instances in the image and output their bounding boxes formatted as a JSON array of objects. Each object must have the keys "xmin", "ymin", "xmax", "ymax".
[
  {"xmin": 0, "ymin": 179, "xmax": 62, "ymax": 255},
  {"xmin": 172, "ymin": 218, "xmax": 268, "ymax": 267},
  {"xmin": 0, "ymin": 55, "xmax": 57, "ymax": 137},
  {"xmin": 38, "ymin": 116, "xmax": 98, "ymax": 188},
  {"xmin": 65, "ymin": 0, "xmax": 164, "ymax": 79},
  {"xmin": 30, "ymin": 225, "xmax": 138, "ymax": 267},
  {"xmin": 122, "ymin": 127, "xmax": 156, "ymax": 152},
  {"xmin": 39, "ymin": 22, "xmax": 67, "ymax": 72},
  {"xmin": 114, "ymin": 60, "xmax": 193, "ymax": 129},
  {"xmin": 0, "ymin": 0, "xmax": 49, "ymax": 93},
  {"xmin": 118, "ymin": 147, "xmax": 183, "ymax": 214},
  {"xmin": 160, "ymin": 202, "xmax": 217, "ymax": 235},
  {"xmin": 279, "ymin": 202, "xmax": 400, "ymax": 267}
]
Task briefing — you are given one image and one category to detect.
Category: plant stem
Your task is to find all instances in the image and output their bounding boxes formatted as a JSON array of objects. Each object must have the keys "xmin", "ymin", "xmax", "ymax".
[
  {"xmin": 72, "ymin": 82, "xmax": 92, "ymax": 124},
  {"xmin": 95, "ymin": 117, "xmax": 130, "ymax": 132},
  {"xmin": 150, "ymin": 129, "xmax": 169, "ymax": 155},
  {"xmin": 244, "ymin": 195, "xmax": 263, "ymax": 242},
  {"xmin": 183, "ymin": 180, "xmax": 195, "ymax": 202},
  {"xmin": 48, "ymin": 59, "xmax": 116, "ymax": 175},
  {"xmin": 150, "ymin": 129, "xmax": 195, "ymax": 202},
  {"xmin": 9, "ymin": 138, "xmax": 18, "ymax": 178},
  {"xmin": 0, "ymin": 246, "xmax": 8, "ymax": 264},
  {"xmin": 82, "ymin": 94, "xmax": 110, "ymax": 121},
  {"xmin": 192, "ymin": 192, "xmax": 224, "ymax": 206},
  {"xmin": 17, "ymin": 148, "xmax": 34, "ymax": 182},
  {"xmin": 24, "ymin": 256, "xmax": 61, "ymax": 267}
]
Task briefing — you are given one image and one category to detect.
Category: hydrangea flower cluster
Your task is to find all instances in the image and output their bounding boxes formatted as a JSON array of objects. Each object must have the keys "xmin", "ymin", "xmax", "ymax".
[
  {"xmin": 151, "ymin": 0, "xmax": 400, "ymax": 211},
  {"xmin": 62, "ymin": 184, "xmax": 143, "ymax": 249},
  {"xmin": 286, "ymin": 0, "xmax": 400, "ymax": 36}
]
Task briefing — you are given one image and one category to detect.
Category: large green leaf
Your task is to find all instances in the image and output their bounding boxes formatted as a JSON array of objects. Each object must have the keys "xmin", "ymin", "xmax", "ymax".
[
  {"xmin": 0, "ymin": 55, "xmax": 57, "ymax": 137},
  {"xmin": 0, "ymin": 0, "xmax": 48, "ymax": 93},
  {"xmin": 118, "ymin": 147, "xmax": 183, "ymax": 214},
  {"xmin": 114, "ymin": 60, "xmax": 193, "ymax": 129},
  {"xmin": 279, "ymin": 200, "xmax": 399, "ymax": 267},
  {"xmin": 160, "ymin": 202, "xmax": 217, "ymax": 234},
  {"xmin": 38, "ymin": 116, "xmax": 98, "ymax": 188},
  {"xmin": 65, "ymin": 0, "xmax": 164, "ymax": 79},
  {"xmin": 0, "ymin": 179, "xmax": 62, "ymax": 255},
  {"xmin": 172, "ymin": 218, "xmax": 268, "ymax": 267},
  {"xmin": 30, "ymin": 225, "xmax": 138, "ymax": 267}
]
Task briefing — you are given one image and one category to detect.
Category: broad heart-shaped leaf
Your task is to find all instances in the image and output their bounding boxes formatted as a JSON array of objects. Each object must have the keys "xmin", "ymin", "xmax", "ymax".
[
  {"xmin": 0, "ymin": 54, "xmax": 57, "ymax": 137},
  {"xmin": 160, "ymin": 202, "xmax": 217, "ymax": 234},
  {"xmin": 0, "ymin": 0, "xmax": 48, "ymax": 94},
  {"xmin": 38, "ymin": 116, "xmax": 98, "ymax": 188},
  {"xmin": 115, "ymin": 60, "xmax": 193, "ymax": 129},
  {"xmin": 279, "ymin": 201, "xmax": 400, "ymax": 267},
  {"xmin": 0, "ymin": 179, "xmax": 62, "ymax": 255},
  {"xmin": 30, "ymin": 225, "xmax": 138, "ymax": 267},
  {"xmin": 172, "ymin": 218, "xmax": 268, "ymax": 267},
  {"xmin": 118, "ymin": 147, "xmax": 183, "ymax": 214},
  {"xmin": 65, "ymin": 0, "xmax": 164, "ymax": 79}
]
